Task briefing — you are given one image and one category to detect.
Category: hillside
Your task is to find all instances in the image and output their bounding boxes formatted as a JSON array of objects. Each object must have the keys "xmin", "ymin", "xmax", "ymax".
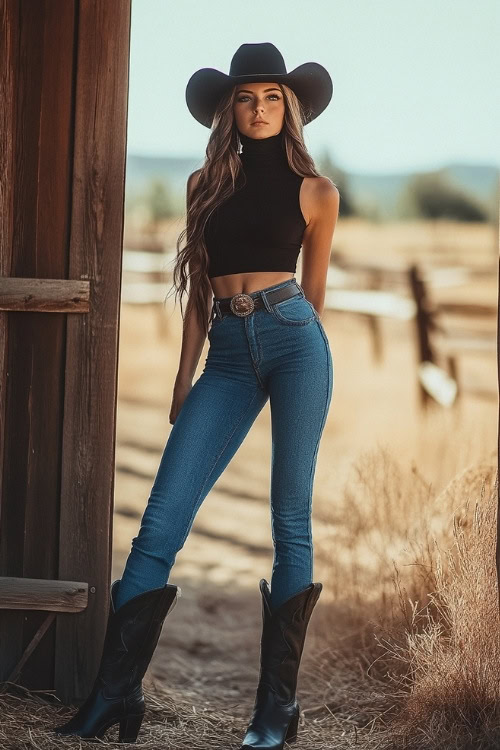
[{"xmin": 125, "ymin": 150, "xmax": 499, "ymax": 220}]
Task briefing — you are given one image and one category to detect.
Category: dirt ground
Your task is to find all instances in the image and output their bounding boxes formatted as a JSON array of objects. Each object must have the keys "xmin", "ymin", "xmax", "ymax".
[{"xmin": 111, "ymin": 219, "xmax": 498, "ymax": 744}]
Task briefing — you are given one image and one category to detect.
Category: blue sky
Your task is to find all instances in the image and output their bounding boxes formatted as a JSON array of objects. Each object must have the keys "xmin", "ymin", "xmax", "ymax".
[{"xmin": 127, "ymin": 0, "xmax": 499, "ymax": 174}]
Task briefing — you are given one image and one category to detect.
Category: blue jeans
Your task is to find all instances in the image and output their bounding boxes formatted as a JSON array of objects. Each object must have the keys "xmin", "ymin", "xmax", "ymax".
[{"xmin": 115, "ymin": 277, "xmax": 334, "ymax": 613}]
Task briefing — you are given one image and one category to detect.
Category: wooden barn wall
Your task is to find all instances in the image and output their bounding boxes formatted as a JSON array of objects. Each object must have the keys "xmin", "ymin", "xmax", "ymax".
[{"xmin": 0, "ymin": 0, "xmax": 131, "ymax": 704}]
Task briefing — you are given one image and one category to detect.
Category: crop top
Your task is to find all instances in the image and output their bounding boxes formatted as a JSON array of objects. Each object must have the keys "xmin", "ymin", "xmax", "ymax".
[{"xmin": 203, "ymin": 129, "xmax": 307, "ymax": 279}]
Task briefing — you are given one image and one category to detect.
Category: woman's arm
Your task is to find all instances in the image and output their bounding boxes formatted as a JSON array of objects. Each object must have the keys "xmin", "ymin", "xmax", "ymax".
[
  {"xmin": 299, "ymin": 176, "xmax": 340, "ymax": 317},
  {"xmin": 174, "ymin": 277, "xmax": 213, "ymax": 385},
  {"xmin": 170, "ymin": 169, "xmax": 212, "ymax": 423}
]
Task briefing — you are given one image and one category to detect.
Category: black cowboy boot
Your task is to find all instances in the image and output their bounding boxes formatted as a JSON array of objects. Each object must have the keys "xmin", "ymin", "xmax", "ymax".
[
  {"xmin": 53, "ymin": 578, "xmax": 181, "ymax": 743},
  {"xmin": 240, "ymin": 578, "xmax": 322, "ymax": 750}
]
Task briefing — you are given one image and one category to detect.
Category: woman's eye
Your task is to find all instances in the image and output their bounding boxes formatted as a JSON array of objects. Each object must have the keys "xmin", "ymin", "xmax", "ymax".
[{"xmin": 237, "ymin": 94, "xmax": 280, "ymax": 102}]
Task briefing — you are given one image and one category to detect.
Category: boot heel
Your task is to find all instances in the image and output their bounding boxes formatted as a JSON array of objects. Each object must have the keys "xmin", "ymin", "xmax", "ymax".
[
  {"xmin": 285, "ymin": 708, "xmax": 299, "ymax": 744},
  {"xmin": 118, "ymin": 713, "xmax": 144, "ymax": 743}
]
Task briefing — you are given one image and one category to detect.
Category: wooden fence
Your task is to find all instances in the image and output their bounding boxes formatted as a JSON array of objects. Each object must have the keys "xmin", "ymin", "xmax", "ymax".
[{"xmin": 120, "ymin": 245, "xmax": 497, "ymax": 409}]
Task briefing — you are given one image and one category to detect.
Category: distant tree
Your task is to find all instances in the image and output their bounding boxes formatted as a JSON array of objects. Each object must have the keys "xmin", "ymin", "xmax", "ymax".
[
  {"xmin": 144, "ymin": 178, "xmax": 176, "ymax": 235},
  {"xmin": 317, "ymin": 148, "xmax": 356, "ymax": 217},
  {"xmin": 401, "ymin": 171, "xmax": 489, "ymax": 222}
]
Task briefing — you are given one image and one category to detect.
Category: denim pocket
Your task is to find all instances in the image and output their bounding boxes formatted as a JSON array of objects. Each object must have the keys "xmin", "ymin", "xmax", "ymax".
[{"xmin": 270, "ymin": 293, "xmax": 317, "ymax": 326}]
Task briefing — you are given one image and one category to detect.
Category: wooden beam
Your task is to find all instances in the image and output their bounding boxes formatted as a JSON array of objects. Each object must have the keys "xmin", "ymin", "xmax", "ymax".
[
  {"xmin": 0, "ymin": 278, "xmax": 90, "ymax": 312},
  {"xmin": 439, "ymin": 333, "xmax": 497, "ymax": 353},
  {"xmin": 324, "ymin": 288, "xmax": 416, "ymax": 320},
  {"xmin": 435, "ymin": 301, "xmax": 497, "ymax": 317},
  {"xmin": 0, "ymin": 577, "xmax": 88, "ymax": 612},
  {"xmin": 0, "ymin": 0, "xmax": 15, "ymax": 602}
]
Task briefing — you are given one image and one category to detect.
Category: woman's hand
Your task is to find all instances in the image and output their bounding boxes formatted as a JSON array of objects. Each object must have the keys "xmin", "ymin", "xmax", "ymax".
[{"xmin": 169, "ymin": 378, "xmax": 193, "ymax": 424}]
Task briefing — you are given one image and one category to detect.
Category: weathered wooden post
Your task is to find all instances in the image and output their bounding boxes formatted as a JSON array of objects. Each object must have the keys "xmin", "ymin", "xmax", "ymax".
[
  {"xmin": 0, "ymin": 0, "xmax": 131, "ymax": 704},
  {"xmin": 408, "ymin": 263, "xmax": 437, "ymax": 408},
  {"xmin": 367, "ymin": 267, "xmax": 383, "ymax": 363}
]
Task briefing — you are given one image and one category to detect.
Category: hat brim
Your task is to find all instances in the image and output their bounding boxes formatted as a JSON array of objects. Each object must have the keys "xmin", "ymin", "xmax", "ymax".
[{"xmin": 186, "ymin": 61, "xmax": 333, "ymax": 128}]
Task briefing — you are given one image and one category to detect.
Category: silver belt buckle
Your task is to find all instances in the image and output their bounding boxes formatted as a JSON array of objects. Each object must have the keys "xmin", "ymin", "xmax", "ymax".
[{"xmin": 230, "ymin": 293, "xmax": 255, "ymax": 317}]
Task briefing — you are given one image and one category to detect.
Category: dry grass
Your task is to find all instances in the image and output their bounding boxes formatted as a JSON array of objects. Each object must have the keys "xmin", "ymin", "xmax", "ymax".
[
  {"xmin": 307, "ymin": 447, "xmax": 499, "ymax": 749},
  {"xmin": 0, "ymin": 681, "xmax": 249, "ymax": 750}
]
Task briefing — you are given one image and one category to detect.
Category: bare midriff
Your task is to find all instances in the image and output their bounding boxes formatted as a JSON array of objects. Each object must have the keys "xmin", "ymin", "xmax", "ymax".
[{"xmin": 209, "ymin": 271, "xmax": 295, "ymax": 299}]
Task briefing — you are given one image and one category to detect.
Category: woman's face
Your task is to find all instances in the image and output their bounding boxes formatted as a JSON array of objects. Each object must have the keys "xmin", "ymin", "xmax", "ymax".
[{"xmin": 233, "ymin": 81, "xmax": 285, "ymax": 139}]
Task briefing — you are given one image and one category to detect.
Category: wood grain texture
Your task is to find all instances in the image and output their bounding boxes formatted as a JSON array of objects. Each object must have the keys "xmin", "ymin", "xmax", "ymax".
[
  {"xmin": 0, "ymin": 277, "xmax": 90, "ymax": 311},
  {"xmin": 55, "ymin": 0, "xmax": 131, "ymax": 705},
  {"xmin": 0, "ymin": 0, "xmax": 76, "ymax": 692},
  {"xmin": 0, "ymin": 577, "xmax": 88, "ymax": 612},
  {"xmin": 0, "ymin": 0, "xmax": 14, "ymax": 545}
]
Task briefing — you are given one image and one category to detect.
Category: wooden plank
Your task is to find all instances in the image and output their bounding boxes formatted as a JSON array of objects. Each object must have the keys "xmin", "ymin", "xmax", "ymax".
[
  {"xmin": 324, "ymin": 288, "xmax": 416, "ymax": 320},
  {"xmin": 422, "ymin": 266, "xmax": 493, "ymax": 287},
  {"xmin": 0, "ymin": 0, "xmax": 18, "ymax": 691},
  {"xmin": 55, "ymin": 0, "xmax": 131, "ymax": 705},
  {"xmin": 0, "ymin": 0, "xmax": 15, "ymax": 528},
  {"xmin": 331, "ymin": 251, "xmax": 408, "ymax": 279},
  {"xmin": 0, "ymin": 277, "xmax": 90, "ymax": 311},
  {"xmin": 0, "ymin": 577, "xmax": 88, "ymax": 612},
  {"xmin": 435, "ymin": 301, "xmax": 497, "ymax": 317},
  {"xmin": 439, "ymin": 335, "xmax": 496, "ymax": 353},
  {"xmin": 0, "ymin": 0, "xmax": 76, "ymax": 693},
  {"xmin": 331, "ymin": 253, "xmax": 493, "ymax": 287}
]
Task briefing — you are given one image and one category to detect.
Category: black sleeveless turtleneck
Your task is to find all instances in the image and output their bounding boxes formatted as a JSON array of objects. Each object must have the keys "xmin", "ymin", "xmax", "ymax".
[{"xmin": 203, "ymin": 129, "xmax": 307, "ymax": 279}]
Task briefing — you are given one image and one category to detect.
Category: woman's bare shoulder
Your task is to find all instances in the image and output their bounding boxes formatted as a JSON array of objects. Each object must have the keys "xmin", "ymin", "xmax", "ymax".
[
  {"xmin": 303, "ymin": 175, "xmax": 338, "ymax": 197},
  {"xmin": 300, "ymin": 176, "xmax": 339, "ymax": 224}
]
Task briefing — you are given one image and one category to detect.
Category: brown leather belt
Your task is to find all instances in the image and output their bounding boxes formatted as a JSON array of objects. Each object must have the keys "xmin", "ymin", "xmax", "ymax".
[{"xmin": 213, "ymin": 280, "xmax": 301, "ymax": 319}]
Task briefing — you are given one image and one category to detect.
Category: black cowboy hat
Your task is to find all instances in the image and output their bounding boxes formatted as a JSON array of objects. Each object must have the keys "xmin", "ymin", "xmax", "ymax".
[{"xmin": 186, "ymin": 42, "xmax": 333, "ymax": 129}]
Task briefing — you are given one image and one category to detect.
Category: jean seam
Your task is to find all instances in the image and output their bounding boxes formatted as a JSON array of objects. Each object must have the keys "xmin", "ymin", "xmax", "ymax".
[
  {"xmin": 252, "ymin": 316, "xmax": 265, "ymax": 379},
  {"xmin": 244, "ymin": 316, "xmax": 266, "ymax": 391},
  {"xmin": 175, "ymin": 387, "xmax": 263, "ymax": 551},
  {"xmin": 306, "ymin": 322, "xmax": 333, "ymax": 579}
]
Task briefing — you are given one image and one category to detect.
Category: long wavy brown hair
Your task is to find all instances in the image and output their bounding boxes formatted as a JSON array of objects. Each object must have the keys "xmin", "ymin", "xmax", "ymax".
[{"xmin": 166, "ymin": 82, "xmax": 326, "ymax": 336}]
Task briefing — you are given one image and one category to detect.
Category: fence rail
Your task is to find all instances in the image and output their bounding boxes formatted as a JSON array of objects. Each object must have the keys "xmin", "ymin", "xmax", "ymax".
[{"xmin": 119, "ymin": 246, "xmax": 497, "ymax": 408}]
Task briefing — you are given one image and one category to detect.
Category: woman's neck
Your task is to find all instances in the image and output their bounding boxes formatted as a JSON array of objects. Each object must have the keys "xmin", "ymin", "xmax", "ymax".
[{"xmin": 238, "ymin": 129, "xmax": 287, "ymax": 166}]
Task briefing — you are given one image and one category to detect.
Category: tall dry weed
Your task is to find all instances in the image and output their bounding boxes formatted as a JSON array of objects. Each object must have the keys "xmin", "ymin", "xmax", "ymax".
[
  {"xmin": 313, "ymin": 444, "xmax": 499, "ymax": 749},
  {"xmin": 379, "ymin": 472, "xmax": 500, "ymax": 749}
]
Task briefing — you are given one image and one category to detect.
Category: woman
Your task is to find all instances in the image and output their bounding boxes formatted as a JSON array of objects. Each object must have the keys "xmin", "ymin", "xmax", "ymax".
[{"xmin": 54, "ymin": 42, "xmax": 339, "ymax": 749}]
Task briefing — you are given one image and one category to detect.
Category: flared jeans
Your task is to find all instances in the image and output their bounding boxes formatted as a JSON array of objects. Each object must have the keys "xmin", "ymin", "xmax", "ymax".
[{"xmin": 115, "ymin": 277, "xmax": 334, "ymax": 612}]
